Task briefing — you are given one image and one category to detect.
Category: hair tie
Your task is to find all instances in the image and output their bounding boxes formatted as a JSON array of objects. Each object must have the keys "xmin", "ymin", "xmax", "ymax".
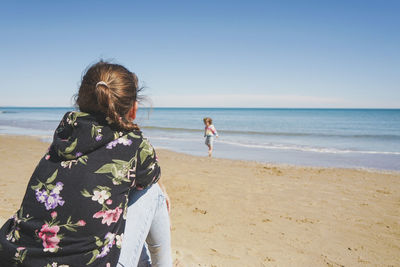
[{"xmin": 96, "ymin": 81, "xmax": 108, "ymax": 88}]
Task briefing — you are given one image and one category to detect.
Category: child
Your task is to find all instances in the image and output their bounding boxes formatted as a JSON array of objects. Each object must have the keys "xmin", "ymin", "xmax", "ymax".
[{"xmin": 203, "ymin": 117, "xmax": 219, "ymax": 157}]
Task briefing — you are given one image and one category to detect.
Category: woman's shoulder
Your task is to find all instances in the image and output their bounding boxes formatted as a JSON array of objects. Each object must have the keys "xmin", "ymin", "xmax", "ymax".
[
  {"xmin": 124, "ymin": 130, "xmax": 156, "ymax": 150},
  {"xmin": 125, "ymin": 130, "xmax": 144, "ymax": 142}
]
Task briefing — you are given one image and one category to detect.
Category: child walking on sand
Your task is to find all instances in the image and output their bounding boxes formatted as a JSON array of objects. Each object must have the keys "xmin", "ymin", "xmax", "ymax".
[{"xmin": 203, "ymin": 117, "xmax": 219, "ymax": 157}]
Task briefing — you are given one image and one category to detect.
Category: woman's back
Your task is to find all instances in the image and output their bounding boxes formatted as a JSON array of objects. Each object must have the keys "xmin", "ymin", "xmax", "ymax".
[{"xmin": 0, "ymin": 61, "xmax": 161, "ymax": 266}]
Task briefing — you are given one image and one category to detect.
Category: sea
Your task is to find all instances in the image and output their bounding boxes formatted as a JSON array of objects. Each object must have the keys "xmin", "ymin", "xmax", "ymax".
[{"xmin": 1, "ymin": 107, "xmax": 399, "ymax": 171}]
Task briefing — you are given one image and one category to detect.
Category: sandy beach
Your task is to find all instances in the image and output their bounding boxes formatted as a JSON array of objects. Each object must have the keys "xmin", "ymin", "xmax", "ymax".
[{"xmin": 0, "ymin": 135, "xmax": 399, "ymax": 266}]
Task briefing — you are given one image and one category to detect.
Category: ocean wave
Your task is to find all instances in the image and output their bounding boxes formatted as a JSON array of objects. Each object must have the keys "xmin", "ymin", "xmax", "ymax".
[
  {"xmin": 148, "ymin": 135, "xmax": 400, "ymax": 155},
  {"xmin": 0, "ymin": 111, "xmax": 18, "ymax": 114},
  {"xmin": 217, "ymin": 140, "xmax": 400, "ymax": 155},
  {"xmin": 142, "ymin": 126, "xmax": 400, "ymax": 139}
]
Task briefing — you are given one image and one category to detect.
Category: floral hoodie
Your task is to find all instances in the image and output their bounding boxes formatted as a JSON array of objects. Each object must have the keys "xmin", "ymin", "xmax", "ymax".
[{"xmin": 0, "ymin": 111, "xmax": 160, "ymax": 266}]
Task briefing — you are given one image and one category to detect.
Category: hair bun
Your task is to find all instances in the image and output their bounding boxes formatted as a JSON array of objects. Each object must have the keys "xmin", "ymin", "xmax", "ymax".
[{"xmin": 76, "ymin": 61, "xmax": 140, "ymax": 131}]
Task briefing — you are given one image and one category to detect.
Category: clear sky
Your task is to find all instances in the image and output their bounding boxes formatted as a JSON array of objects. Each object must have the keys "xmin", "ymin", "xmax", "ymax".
[{"xmin": 0, "ymin": 0, "xmax": 399, "ymax": 108}]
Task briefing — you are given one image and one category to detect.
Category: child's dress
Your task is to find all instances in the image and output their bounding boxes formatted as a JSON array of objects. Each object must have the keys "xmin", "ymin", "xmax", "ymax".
[
  {"xmin": 0, "ymin": 111, "xmax": 160, "ymax": 266},
  {"xmin": 204, "ymin": 124, "xmax": 218, "ymax": 146}
]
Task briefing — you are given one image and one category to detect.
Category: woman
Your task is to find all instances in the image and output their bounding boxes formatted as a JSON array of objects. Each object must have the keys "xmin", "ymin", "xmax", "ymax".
[{"xmin": 0, "ymin": 61, "xmax": 171, "ymax": 266}]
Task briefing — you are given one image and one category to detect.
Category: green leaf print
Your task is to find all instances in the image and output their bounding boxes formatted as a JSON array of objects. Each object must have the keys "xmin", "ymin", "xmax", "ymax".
[
  {"xmin": 95, "ymin": 163, "xmax": 114, "ymax": 174},
  {"xmin": 63, "ymin": 225, "xmax": 77, "ymax": 232},
  {"xmin": 139, "ymin": 139, "xmax": 154, "ymax": 165},
  {"xmin": 111, "ymin": 165, "xmax": 118, "ymax": 178},
  {"xmin": 87, "ymin": 249, "xmax": 100, "ymax": 265},
  {"xmin": 6, "ymin": 208, "xmax": 32, "ymax": 244},
  {"xmin": 67, "ymin": 111, "xmax": 89, "ymax": 127},
  {"xmin": 95, "ymin": 237, "xmax": 103, "ymax": 247},
  {"xmin": 76, "ymin": 111, "xmax": 89, "ymax": 117},
  {"xmin": 45, "ymin": 170, "xmax": 58, "ymax": 184},
  {"xmin": 112, "ymin": 159, "xmax": 129, "ymax": 165},
  {"xmin": 14, "ymin": 230, "xmax": 20, "ymax": 240},
  {"xmin": 64, "ymin": 154, "xmax": 76, "ymax": 160},
  {"xmin": 78, "ymin": 157, "xmax": 87, "ymax": 165},
  {"xmin": 30, "ymin": 181, "xmax": 43, "ymax": 190},
  {"xmin": 95, "ymin": 154, "xmax": 137, "ymax": 185},
  {"xmin": 146, "ymin": 162, "xmax": 156, "ymax": 175},
  {"xmin": 64, "ymin": 138, "xmax": 77, "ymax": 153},
  {"xmin": 20, "ymin": 249, "xmax": 27, "ymax": 262},
  {"xmin": 47, "ymin": 184, "xmax": 55, "ymax": 190},
  {"xmin": 57, "ymin": 138, "xmax": 78, "ymax": 159},
  {"xmin": 91, "ymin": 124, "xmax": 104, "ymax": 141},
  {"xmin": 128, "ymin": 132, "xmax": 141, "ymax": 139},
  {"xmin": 18, "ymin": 207, "xmax": 23, "ymax": 218},
  {"xmin": 14, "ymin": 248, "xmax": 27, "ymax": 263},
  {"xmin": 62, "ymin": 155, "xmax": 88, "ymax": 168},
  {"xmin": 97, "ymin": 185, "xmax": 111, "ymax": 191},
  {"xmin": 81, "ymin": 189, "xmax": 92, "ymax": 198}
]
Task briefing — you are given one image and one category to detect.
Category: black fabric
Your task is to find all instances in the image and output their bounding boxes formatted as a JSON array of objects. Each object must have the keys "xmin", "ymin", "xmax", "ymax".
[{"xmin": 0, "ymin": 111, "xmax": 160, "ymax": 266}]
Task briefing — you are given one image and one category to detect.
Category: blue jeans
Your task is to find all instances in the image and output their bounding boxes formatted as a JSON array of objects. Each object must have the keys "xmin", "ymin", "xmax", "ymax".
[{"xmin": 118, "ymin": 184, "xmax": 172, "ymax": 267}]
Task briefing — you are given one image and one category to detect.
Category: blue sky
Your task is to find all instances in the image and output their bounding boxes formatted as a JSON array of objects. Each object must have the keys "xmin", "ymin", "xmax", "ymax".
[{"xmin": 0, "ymin": 0, "xmax": 399, "ymax": 108}]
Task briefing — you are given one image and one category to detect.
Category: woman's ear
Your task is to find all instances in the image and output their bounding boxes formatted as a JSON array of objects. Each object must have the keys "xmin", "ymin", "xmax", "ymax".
[{"xmin": 128, "ymin": 101, "xmax": 138, "ymax": 120}]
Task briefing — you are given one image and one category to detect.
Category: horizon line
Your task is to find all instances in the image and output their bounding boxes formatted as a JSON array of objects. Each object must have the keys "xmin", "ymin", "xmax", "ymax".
[{"xmin": 1, "ymin": 106, "xmax": 400, "ymax": 110}]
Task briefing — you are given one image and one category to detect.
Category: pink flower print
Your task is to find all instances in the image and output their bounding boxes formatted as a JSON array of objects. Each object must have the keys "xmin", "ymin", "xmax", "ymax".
[
  {"xmin": 91, "ymin": 190, "xmax": 110, "ymax": 204},
  {"xmin": 51, "ymin": 211, "xmax": 57, "ymax": 219},
  {"xmin": 106, "ymin": 199, "xmax": 112, "ymax": 205},
  {"xmin": 38, "ymin": 224, "xmax": 60, "ymax": 252},
  {"xmin": 45, "ymin": 154, "xmax": 50, "ymax": 160},
  {"xmin": 77, "ymin": 220, "xmax": 86, "ymax": 226},
  {"xmin": 93, "ymin": 207, "xmax": 123, "ymax": 226},
  {"xmin": 93, "ymin": 210, "xmax": 106, "ymax": 220}
]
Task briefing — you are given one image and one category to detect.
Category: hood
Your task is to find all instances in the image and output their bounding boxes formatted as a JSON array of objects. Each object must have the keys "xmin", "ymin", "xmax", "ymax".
[{"xmin": 49, "ymin": 111, "xmax": 135, "ymax": 161}]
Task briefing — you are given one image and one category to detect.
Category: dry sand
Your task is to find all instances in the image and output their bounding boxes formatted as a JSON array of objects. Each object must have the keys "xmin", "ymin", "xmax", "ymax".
[{"xmin": 0, "ymin": 135, "xmax": 399, "ymax": 266}]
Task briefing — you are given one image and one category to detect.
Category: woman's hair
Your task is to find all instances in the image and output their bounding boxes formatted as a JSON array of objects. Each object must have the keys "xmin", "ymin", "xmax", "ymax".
[
  {"xmin": 76, "ymin": 60, "xmax": 141, "ymax": 131},
  {"xmin": 203, "ymin": 117, "xmax": 212, "ymax": 124}
]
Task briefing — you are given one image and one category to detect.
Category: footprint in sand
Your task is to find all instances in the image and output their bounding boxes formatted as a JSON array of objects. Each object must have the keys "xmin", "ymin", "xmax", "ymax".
[{"xmin": 193, "ymin": 207, "xmax": 207, "ymax": 214}]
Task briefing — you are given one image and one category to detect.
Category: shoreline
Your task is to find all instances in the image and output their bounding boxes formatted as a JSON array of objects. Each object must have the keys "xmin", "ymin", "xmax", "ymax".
[
  {"xmin": 1, "ymin": 107, "xmax": 399, "ymax": 172},
  {"xmin": 1, "ymin": 133, "xmax": 399, "ymax": 175},
  {"xmin": 1, "ymin": 134, "xmax": 399, "ymax": 265}
]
